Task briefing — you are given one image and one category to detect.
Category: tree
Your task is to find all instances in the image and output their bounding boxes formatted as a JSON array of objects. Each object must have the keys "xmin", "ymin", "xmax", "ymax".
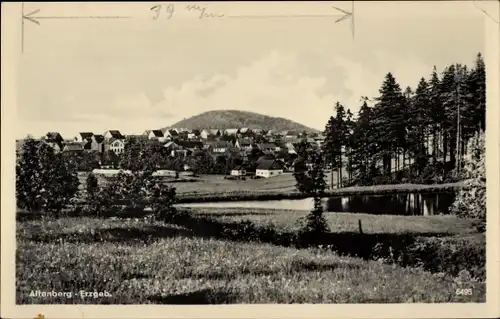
[
  {"xmin": 450, "ymin": 131, "xmax": 485, "ymax": 230},
  {"xmin": 372, "ymin": 72, "xmax": 406, "ymax": 177},
  {"xmin": 16, "ymin": 137, "xmax": 80, "ymax": 215},
  {"xmin": 300, "ymin": 150, "xmax": 329, "ymax": 234}
]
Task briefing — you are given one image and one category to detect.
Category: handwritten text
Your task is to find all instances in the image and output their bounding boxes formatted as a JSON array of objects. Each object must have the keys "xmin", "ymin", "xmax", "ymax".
[{"xmin": 150, "ymin": 3, "xmax": 224, "ymax": 20}]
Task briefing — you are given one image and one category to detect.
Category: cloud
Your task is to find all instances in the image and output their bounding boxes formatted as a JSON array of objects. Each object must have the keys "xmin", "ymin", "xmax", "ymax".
[{"xmin": 17, "ymin": 49, "xmax": 437, "ymax": 138}]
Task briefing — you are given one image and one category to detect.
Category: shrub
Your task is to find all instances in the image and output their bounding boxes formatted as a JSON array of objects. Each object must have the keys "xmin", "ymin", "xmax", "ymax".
[
  {"xmin": 150, "ymin": 183, "xmax": 178, "ymax": 222},
  {"xmin": 450, "ymin": 131, "xmax": 486, "ymax": 230},
  {"xmin": 16, "ymin": 137, "xmax": 80, "ymax": 216}
]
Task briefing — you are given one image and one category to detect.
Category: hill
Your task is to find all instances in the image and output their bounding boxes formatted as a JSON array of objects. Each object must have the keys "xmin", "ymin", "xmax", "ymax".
[{"xmin": 166, "ymin": 110, "xmax": 320, "ymax": 132}]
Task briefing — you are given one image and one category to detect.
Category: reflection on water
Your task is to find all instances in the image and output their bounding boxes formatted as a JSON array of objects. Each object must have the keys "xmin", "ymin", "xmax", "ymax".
[{"xmin": 178, "ymin": 193, "xmax": 456, "ymax": 216}]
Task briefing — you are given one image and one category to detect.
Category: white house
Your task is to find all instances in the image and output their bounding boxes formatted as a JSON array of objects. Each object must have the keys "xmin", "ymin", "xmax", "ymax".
[
  {"xmin": 108, "ymin": 138, "xmax": 125, "ymax": 154},
  {"xmin": 104, "ymin": 130, "xmax": 124, "ymax": 140},
  {"xmin": 230, "ymin": 165, "xmax": 247, "ymax": 177},
  {"xmin": 74, "ymin": 132, "xmax": 94, "ymax": 143},
  {"xmin": 225, "ymin": 128, "xmax": 239, "ymax": 136},
  {"xmin": 255, "ymin": 159, "xmax": 284, "ymax": 178},
  {"xmin": 148, "ymin": 130, "xmax": 164, "ymax": 140}
]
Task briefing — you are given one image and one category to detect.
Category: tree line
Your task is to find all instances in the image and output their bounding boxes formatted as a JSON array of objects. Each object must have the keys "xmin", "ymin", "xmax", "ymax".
[{"xmin": 322, "ymin": 53, "xmax": 486, "ymax": 188}]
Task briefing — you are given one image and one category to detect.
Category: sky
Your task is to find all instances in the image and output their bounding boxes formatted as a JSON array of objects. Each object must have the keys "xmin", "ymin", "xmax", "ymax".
[{"xmin": 14, "ymin": 1, "xmax": 490, "ymax": 139}]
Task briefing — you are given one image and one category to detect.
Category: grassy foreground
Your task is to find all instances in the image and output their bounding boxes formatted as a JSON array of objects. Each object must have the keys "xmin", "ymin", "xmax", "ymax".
[{"xmin": 17, "ymin": 209, "xmax": 485, "ymax": 304}]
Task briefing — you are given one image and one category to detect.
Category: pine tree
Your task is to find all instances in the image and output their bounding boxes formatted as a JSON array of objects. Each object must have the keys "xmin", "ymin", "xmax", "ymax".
[
  {"xmin": 302, "ymin": 150, "xmax": 329, "ymax": 234},
  {"xmin": 373, "ymin": 73, "xmax": 406, "ymax": 178}
]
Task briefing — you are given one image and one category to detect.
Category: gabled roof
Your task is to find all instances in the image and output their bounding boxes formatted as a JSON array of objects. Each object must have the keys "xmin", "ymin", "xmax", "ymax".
[
  {"xmin": 256, "ymin": 159, "xmax": 283, "ymax": 170},
  {"xmin": 209, "ymin": 129, "xmax": 220, "ymax": 135},
  {"xmin": 92, "ymin": 134, "xmax": 105, "ymax": 143},
  {"xmin": 78, "ymin": 132, "xmax": 94, "ymax": 140},
  {"xmin": 63, "ymin": 143, "xmax": 84, "ymax": 151},
  {"xmin": 105, "ymin": 130, "xmax": 124, "ymax": 139},
  {"xmin": 150, "ymin": 130, "xmax": 164, "ymax": 137},
  {"xmin": 225, "ymin": 128, "xmax": 239, "ymax": 135}
]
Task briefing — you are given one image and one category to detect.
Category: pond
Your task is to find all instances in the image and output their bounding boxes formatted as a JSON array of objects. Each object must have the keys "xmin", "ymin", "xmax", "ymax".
[{"xmin": 177, "ymin": 193, "xmax": 456, "ymax": 216}]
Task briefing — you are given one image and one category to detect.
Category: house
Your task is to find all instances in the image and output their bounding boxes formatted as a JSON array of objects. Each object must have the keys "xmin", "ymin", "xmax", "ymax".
[
  {"xmin": 104, "ymin": 130, "xmax": 124, "ymax": 140},
  {"xmin": 257, "ymin": 143, "xmax": 279, "ymax": 153},
  {"xmin": 91, "ymin": 134, "xmax": 105, "ymax": 153},
  {"xmin": 200, "ymin": 129, "xmax": 211, "ymax": 139},
  {"xmin": 43, "ymin": 140, "xmax": 63, "ymax": 153},
  {"xmin": 63, "ymin": 143, "xmax": 84, "ymax": 153},
  {"xmin": 285, "ymin": 142, "xmax": 297, "ymax": 154},
  {"xmin": 230, "ymin": 165, "xmax": 247, "ymax": 177},
  {"xmin": 285, "ymin": 131, "xmax": 298, "ymax": 139},
  {"xmin": 164, "ymin": 141, "xmax": 184, "ymax": 157},
  {"xmin": 209, "ymin": 129, "xmax": 221, "ymax": 137},
  {"xmin": 255, "ymin": 159, "xmax": 284, "ymax": 178},
  {"xmin": 44, "ymin": 132, "xmax": 64, "ymax": 143},
  {"xmin": 106, "ymin": 138, "xmax": 125, "ymax": 154},
  {"xmin": 147, "ymin": 130, "xmax": 164, "ymax": 140},
  {"xmin": 164, "ymin": 129, "xmax": 179, "ymax": 140},
  {"xmin": 74, "ymin": 132, "xmax": 94, "ymax": 143},
  {"xmin": 224, "ymin": 128, "xmax": 239, "ymax": 136},
  {"xmin": 235, "ymin": 138, "xmax": 253, "ymax": 151},
  {"xmin": 237, "ymin": 128, "xmax": 254, "ymax": 138},
  {"xmin": 210, "ymin": 141, "xmax": 232, "ymax": 154}
]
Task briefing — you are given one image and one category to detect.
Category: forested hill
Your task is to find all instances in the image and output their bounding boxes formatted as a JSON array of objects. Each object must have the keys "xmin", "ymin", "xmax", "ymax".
[{"xmin": 166, "ymin": 110, "xmax": 320, "ymax": 132}]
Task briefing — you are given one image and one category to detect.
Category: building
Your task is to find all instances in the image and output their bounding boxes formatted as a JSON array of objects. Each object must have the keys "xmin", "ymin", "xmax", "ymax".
[
  {"xmin": 211, "ymin": 141, "xmax": 232, "ymax": 154},
  {"xmin": 74, "ymin": 132, "xmax": 94, "ymax": 143},
  {"xmin": 257, "ymin": 143, "xmax": 279, "ymax": 153},
  {"xmin": 103, "ymin": 130, "xmax": 124, "ymax": 140},
  {"xmin": 63, "ymin": 143, "xmax": 84, "ymax": 153},
  {"xmin": 91, "ymin": 134, "xmax": 105, "ymax": 153},
  {"xmin": 224, "ymin": 128, "xmax": 239, "ymax": 136},
  {"xmin": 147, "ymin": 130, "xmax": 164, "ymax": 140},
  {"xmin": 230, "ymin": 165, "xmax": 247, "ymax": 177},
  {"xmin": 163, "ymin": 129, "xmax": 179, "ymax": 140},
  {"xmin": 107, "ymin": 138, "xmax": 125, "ymax": 154},
  {"xmin": 255, "ymin": 159, "xmax": 284, "ymax": 178},
  {"xmin": 235, "ymin": 138, "xmax": 253, "ymax": 151}
]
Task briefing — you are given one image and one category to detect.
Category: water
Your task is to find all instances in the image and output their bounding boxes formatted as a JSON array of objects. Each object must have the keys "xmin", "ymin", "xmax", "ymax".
[{"xmin": 177, "ymin": 193, "xmax": 456, "ymax": 216}]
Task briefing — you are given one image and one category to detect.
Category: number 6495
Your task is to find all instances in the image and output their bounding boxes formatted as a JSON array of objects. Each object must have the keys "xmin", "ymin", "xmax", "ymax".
[{"xmin": 456, "ymin": 288, "xmax": 473, "ymax": 296}]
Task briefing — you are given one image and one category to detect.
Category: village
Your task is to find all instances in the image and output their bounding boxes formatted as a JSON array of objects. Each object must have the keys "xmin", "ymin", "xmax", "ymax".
[{"xmin": 16, "ymin": 128, "xmax": 326, "ymax": 179}]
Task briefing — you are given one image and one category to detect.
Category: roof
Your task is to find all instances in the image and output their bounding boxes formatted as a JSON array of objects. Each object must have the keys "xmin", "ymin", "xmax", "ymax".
[
  {"xmin": 63, "ymin": 143, "xmax": 84, "ymax": 151},
  {"xmin": 164, "ymin": 141, "xmax": 180, "ymax": 149},
  {"xmin": 209, "ymin": 129, "xmax": 220, "ymax": 135},
  {"xmin": 150, "ymin": 130, "xmax": 164, "ymax": 137},
  {"xmin": 93, "ymin": 134, "xmax": 105, "ymax": 143},
  {"xmin": 232, "ymin": 165, "xmax": 246, "ymax": 171},
  {"xmin": 239, "ymin": 128, "xmax": 252, "ymax": 134},
  {"xmin": 105, "ymin": 130, "xmax": 124, "ymax": 139},
  {"xmin": 78, "ymin": 132, "xmax": 94, "ymax": 139},
  {"xmin": 46, "ymin": 132, "xmax": 62, "ymax": 140},
  {"xmin": 256, "ymin": 159, "xmax": 283, "ymax": 170},
  {"xmin": 225, "ymin": 128, "xmax": 239, "ymax": 135}
]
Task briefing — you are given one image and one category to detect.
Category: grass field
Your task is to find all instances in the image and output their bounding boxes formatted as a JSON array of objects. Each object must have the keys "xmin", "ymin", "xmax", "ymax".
[{"xmin": 17, "ymin": 208, "xmax": 485, "ymax": 304}]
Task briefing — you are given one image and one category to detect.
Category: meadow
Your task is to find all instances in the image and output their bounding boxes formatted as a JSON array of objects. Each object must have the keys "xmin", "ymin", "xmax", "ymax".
[{"xmin": 17, "ymin": 207, "xmax": 485, "ymax": 304}]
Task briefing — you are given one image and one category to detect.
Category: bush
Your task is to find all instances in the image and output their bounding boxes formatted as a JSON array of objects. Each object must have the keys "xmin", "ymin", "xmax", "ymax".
[
  {"xmin": 16, "ymin": 138, "xmax": 80, "ymax": 216},
  {"xmin": 150, "ymin": 183, "xmax": 178, "ymax": 222},
  {"xmin": 450, "ymin": 131, "xmax": 486, "ymax": 230}
]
